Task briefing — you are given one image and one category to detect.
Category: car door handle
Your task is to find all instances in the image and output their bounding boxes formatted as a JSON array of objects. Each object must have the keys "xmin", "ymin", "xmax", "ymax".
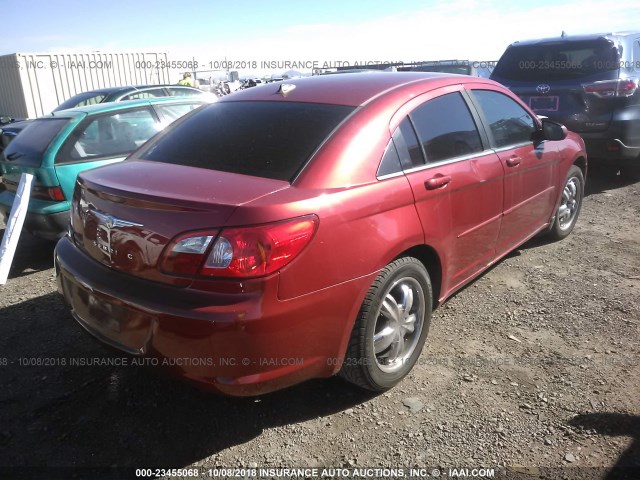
[
  {"xmin": 506, "ymin": 156, "xmax": 522, "ymax": 167},
  {"xmin": 424, "ymin": 175, "xmax": 452, "ymax": 190}
]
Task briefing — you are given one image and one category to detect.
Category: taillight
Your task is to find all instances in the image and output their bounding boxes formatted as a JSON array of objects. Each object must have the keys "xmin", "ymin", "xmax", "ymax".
[
  {"xmin": 47, "ymin": 186, "xmax": 65, "ymax": 201},
  {"xmin": 31, "ymin": 186, "xmax": 66, "ymax": 201},
  {"xmin": 160, "ymin": 216, "xmax": 318, "ymax": 279},
  {"xmin": 582, "ymin": 78, "xmax": 638, "ymax": 98},
  {"xmin": 161, "ymin": 230, "xmax": 219, "ymax": 276}
]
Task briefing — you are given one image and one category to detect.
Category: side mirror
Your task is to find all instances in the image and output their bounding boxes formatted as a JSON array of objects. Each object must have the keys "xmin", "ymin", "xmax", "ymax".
[
  {"xmin": 540, "ymin": 119, "xmax": 567, "ymax": 141},
  {"xmin": 0, "ymin": 116, "xmax": 13, "ymax": 125}
]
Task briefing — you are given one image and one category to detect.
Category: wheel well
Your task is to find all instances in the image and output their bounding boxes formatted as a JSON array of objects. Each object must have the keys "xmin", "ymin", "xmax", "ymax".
[
  {"xmin": 394, "ymin": 245, "xmax": 442, "ymax": 307},
  {"xmin": 574, "ymin": 156, "xmax": 587, "ymax": 177}
]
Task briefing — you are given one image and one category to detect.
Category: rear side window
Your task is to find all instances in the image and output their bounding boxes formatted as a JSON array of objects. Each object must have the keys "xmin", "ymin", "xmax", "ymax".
[
  {"xmin": 139, "ymin": 101, "xmax": 355, "ymax": 181},
  {"xmin": 121, "ymin": 89, "xmax": 166, "ymax": 101},
  {"xmin": 2, "ymin": 118, "xmax": 69, "ymax": 167},
  {"xmin": 54, "ymin": 93, "xmax": 107, "ymax": 112},
  {"xmin": 166, "ymin": 87, "xmax": 203, "ymax": 97},
  {"xmin": 493, "ymin": 39, "xmax": 621, "ymax": 81},
  {"xmin": 155, "ymin": 103, "xmax": 202, "ymax": 123},
  {"xmin": 394, "ymin": 118, "xmax": 424, "ymax": 169},
  {"xmin": 471, "ymin": 90, "xmax": 535, "ymax": 148},
  {"xmin": 377, "ymin": 139, "xmax": 403, "ymax": 177},
  {"xmin": 57, "ymin": 108, "xmax": 159, "ymax": 164},
  {"xmin": 410, "ymin": 92, "xmax": 483, "ymax": 163}
]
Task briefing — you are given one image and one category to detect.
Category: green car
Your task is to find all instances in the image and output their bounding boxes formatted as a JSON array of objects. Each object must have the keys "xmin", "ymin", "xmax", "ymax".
[{"xmin": 0, "ymin": 97, "xmax": 212, "ymax": 240}]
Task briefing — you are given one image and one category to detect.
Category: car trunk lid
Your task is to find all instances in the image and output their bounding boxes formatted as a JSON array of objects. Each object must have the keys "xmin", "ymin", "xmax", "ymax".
[{"xmin": 70, "ymin": 160, "xmax": 290, "ymax": 285}]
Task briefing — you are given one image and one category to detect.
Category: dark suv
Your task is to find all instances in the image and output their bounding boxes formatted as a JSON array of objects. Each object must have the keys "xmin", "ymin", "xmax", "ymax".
[{"xmin": 491, "ymin": 32, "xmax": 640, "ymax": 165}]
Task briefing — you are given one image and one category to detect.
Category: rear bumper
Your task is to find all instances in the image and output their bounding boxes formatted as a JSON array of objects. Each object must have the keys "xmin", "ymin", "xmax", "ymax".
[
  {"xmin": 0, "ymin": 204, "xmax": 68, "ymax": 240},
  {"xmin": 582, "ymin": 136, "xmax": 640, "ymax": 163},
  {"xmin": 576, "ymin": 104, "xmax": 640, "ymax": 162},
  {"xmin": 54, "ymin": 236, "xmax": 373, "ymax": 396}
]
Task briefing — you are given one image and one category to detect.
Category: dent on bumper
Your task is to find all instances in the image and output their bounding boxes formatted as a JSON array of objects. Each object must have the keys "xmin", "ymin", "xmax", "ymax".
[{"xmin": 54, "ymin": 236, "xmax": 373, "ymax": 396}]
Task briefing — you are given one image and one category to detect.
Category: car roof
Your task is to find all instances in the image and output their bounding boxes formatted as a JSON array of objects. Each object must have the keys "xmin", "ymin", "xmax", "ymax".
[
  {"xmin": 46, "ymin": 97, "xmax": 208, "ymax": 118},
  {"xmin": 508, "ymin": 31, "xmax": 640, "ymax": 47},
  {"xmin": 220, "ymin": 72, "xmax": 494, "ymax": 107}
]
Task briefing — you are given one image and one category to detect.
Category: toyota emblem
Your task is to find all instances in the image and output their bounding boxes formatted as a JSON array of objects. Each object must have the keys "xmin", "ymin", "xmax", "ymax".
[{"xmin": 536, "ymin": 84, "xmax": 551, "ymax": 94}]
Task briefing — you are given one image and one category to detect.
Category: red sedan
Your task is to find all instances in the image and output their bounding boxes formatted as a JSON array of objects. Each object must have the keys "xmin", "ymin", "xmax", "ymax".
[{"xmin": 55, "ymin": 73, "xmax": 587, "ymax": 396}]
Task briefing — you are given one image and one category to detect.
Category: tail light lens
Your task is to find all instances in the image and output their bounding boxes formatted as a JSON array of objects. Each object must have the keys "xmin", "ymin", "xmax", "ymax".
[
  {"xmin": 31, "ymin": 186, "xmax": 66, "ymax": 201},
  {"xmin": 582, "ymin": 78, "xmax": 638, "ymax": 98},
  {"xmin": 160, "ymin": 216, "xmax": 318, "ymax": 279}
]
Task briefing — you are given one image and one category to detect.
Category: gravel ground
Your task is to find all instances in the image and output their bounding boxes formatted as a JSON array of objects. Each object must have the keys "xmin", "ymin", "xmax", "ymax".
[{"xmin": 0, "ymin": 169, "xmax": 638, "ymax": 480}]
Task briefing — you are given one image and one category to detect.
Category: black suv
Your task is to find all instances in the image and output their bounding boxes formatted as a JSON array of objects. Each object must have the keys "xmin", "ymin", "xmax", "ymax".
[{"xmin": 491, "ymin": 32, "xmax": 640, "ymax": 165}]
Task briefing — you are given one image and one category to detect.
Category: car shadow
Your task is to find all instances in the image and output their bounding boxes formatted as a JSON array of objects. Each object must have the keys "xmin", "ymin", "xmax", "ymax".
[
  {"xmin": 439, "ymin": 232, "xmax": 550, "ymax": 305},
  {"xmin": 569, "ymin": 413, "xmax": 640, "ymax": 480},
  {"xmin": 585, "ymin": 164, "xmax": 639, "ymax": 197},
  {"xmin": 0, "ymin": 293, "xmax": 377, "ymax": 478},
  {"xmin": 0, "ymin": 227, "xmax": 57, "ymax": 278}
]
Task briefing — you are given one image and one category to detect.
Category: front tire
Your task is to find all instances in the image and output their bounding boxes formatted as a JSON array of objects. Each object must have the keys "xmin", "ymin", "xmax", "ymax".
[
  {"xmin": 340, "ymin": 257, "xmax": 433, "ymax": 391},
  {"xmin": 548, "ymin": 165, "xmax": 584, "ymax": 240}
]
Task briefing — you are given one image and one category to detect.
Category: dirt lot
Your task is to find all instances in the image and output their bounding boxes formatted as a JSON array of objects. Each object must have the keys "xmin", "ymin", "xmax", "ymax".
[{"xmin": 0, "ymin": 168, "xmax": 638, "ymax": 480}]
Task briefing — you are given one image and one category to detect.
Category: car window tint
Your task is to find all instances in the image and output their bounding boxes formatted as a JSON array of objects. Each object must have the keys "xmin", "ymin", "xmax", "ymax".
[
  {"xmin": 121, "ymin": 89, "xmax": 166, "ymax": 101},
  {"xmin": 166, "ymin": 87, "xmax": 202, "ymax": 97},
  {"xmin": 472, "ymin": 90, "xmax": 535, "ymax": 148},
  {"xmin": 492, "ymin": 39, "xmax": 620, "ymax": 81},
  {"xmin": 54, "ymin": 93, "xmax": 108, "ymax": 112},
  {"xmin": 1, "ymin": 118, "xmax": 69, "ymax": 167},
  {"xmin": 58, "ymin": 108, "xmax": 159, "ymax": 163},
  {"xmin": 139, "ymin": 101, "xmax": 355, "ymax": 182},
  {"xmin": 377, "ymin": 138, "xmax": 403, "ymax": 177},
  {"xmin": 394, "ymin": 117, "xmax": 424, "ymax": 169},
  {"xmin": 155, "ymin": 103, "xmax": 201, "ymax": 123},
  {"xmin": 410, "ymin": 92, "xmax": 483, "ymax": 163}
]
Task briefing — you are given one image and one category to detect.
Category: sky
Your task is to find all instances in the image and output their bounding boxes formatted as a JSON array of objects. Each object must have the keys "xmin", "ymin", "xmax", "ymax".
[{"xmin": 3, "ymin": 0, "xmax": 640, "ymax": 76}]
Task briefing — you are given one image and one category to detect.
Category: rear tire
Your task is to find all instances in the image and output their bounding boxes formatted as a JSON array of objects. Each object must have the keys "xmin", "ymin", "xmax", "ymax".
[
  {"xmin": 340, "ymin": 257, "xmax": 432, "ymax": 391},
  {"xmin": 548, "ymin": 165, "xmax": 584, "ymax": 241}
]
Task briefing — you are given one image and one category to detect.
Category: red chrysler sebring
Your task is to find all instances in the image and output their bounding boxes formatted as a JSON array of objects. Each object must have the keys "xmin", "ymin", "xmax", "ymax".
[{"xmin": 55, "ymin": 73, "xmax": 587, "ymax": 396}]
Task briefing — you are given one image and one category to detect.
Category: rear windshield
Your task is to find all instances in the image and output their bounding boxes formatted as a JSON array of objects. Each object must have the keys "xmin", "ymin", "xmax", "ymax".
[
  {"xmin": 492, "ymin": 39, "xmax": 620, "ymax": 81},
  {"xmin": 139, "ymin": 101, "xmax": 355, "ymax": 181},
  {"xmin": 2, "ymin": 118, "xmax": 69, "ymax": 167}
]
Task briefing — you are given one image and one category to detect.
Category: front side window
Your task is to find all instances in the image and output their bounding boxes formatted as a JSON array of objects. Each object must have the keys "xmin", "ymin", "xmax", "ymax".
[
  {"xmin": 409, "ymin": 92, "xmax": 483, "ymax": 163},
  {"xmin": 471, "ymin": 90, "xmax": 535, "ymax": 148},
  {"xmin": 57, "ymin": 108, "xmax": 159, "ymax": 163}
]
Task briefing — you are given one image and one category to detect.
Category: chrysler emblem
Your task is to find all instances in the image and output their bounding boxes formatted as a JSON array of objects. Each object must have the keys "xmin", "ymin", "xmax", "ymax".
[
  {"xmin": 91, "ymin": 210, "xmax": 143, "ymax": 261},
  {"xmin": 536, "ymin": 84, "xmax": 551, "ymax": 94}
]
